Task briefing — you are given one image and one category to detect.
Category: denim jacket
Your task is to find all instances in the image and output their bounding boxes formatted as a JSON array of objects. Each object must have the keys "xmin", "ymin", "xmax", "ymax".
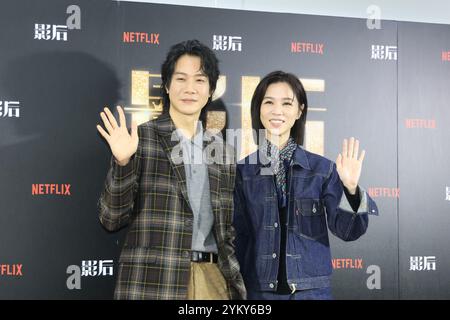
[{"xmin": 233, "ymin": 145, "xmax": 379, "ymax": 293}]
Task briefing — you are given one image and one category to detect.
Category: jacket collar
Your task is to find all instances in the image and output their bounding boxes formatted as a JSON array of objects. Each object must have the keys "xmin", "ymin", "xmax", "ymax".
[
  {"xmin": 155, "ymin": 112, "xmax": 176, "ymax": 137},
  {"xmin": 291, "ymin": 145, "xmax": 311, "ymax": 170},
  {"xmin": 256, "ymin": 144, "xmax": 310, "ymax": 170}
]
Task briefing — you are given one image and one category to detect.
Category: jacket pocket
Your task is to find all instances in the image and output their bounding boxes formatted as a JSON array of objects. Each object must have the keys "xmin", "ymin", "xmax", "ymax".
[
  {"xmin": 294, "ymin": 198, "xmax": 328, "ymax": 240},
  {"xmin": 118, "ymin": 246, "xmax": 159, "ymax": 265}
]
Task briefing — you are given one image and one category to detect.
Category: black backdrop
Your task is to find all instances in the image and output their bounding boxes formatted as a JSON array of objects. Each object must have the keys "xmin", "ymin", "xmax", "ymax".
[{"xmin": 1, "ymin": 0, "xmax": 449, "ymax": 299}]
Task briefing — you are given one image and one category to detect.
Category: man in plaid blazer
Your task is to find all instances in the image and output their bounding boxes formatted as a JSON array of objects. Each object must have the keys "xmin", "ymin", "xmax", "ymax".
[{"xmin": 96, "ymin": 40, "xmax": 246, "ymax": 300}]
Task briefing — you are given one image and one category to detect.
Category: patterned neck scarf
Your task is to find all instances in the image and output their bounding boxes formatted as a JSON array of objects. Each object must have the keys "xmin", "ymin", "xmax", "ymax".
[{"xmin": 260, "ymin": 137, "xmax": 297, "ymax": 201}]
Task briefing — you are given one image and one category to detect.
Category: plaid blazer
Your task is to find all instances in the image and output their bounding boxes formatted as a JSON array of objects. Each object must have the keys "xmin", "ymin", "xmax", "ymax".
[{"xmin": 98, "ymin": 113, "xmax": 246, "ymax": 300}]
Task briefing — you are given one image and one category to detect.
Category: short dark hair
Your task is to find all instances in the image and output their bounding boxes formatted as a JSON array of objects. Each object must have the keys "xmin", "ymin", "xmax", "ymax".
[
  {"xmin": 250, "ymin": 71, "xmax": 308, "ymax": 145},
  {"xmin": 160, "ymin": 39, "xmax": 220, "ymax": 121}
]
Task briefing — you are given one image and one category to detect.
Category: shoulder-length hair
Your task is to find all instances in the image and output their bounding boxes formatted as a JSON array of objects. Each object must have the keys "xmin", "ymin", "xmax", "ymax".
[{"xmin": 250, "ymin": 70, "xmax": 308, "ymax": 145}]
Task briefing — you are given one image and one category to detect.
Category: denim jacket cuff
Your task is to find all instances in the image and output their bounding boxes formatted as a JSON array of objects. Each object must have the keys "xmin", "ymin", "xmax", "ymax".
[{"xmin": 338, "ymin": 186, "xmax": 369, "ymax": 214}]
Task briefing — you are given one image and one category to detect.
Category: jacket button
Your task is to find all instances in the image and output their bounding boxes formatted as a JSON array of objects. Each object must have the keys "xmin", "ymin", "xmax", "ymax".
[
  {"xmin": 274, "ymin": 222, "xmax": 278, "ymax": 228},
  {"xmin": 269, "ymin": 283, "xmax": 274, "ymax": 288},
  {"xmin": 184, "ymin": 218, "xmax": 193, "ymax": 227},
  {"xmin": 272, "ymin": 253, "xmax": 277, "ymax": 259},
  {"xmin": 182, "ymin": 251, "xmax": 190, "ymax": 258}
]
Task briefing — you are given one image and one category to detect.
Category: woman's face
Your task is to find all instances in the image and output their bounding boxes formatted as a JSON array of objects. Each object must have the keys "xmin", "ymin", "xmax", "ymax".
[{"xmin": 259, "ymin": 82, "xmax": 302, "ymax": 145}]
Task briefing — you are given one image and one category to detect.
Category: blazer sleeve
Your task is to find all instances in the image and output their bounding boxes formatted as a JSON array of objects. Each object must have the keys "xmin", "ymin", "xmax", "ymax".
[
  {"xmin": 232, "ymin": 165, "xmax": 251, "ymax": 273},
  {"xmin": 97, "ymin": 125, "xmax": 142, "ymax": 232},
  {"xmin": 221, "ymin": 163, "xmax": 247, "ymax": 300}
]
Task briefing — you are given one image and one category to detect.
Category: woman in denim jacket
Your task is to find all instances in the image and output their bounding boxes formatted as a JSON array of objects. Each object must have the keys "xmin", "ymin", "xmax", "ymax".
[{"xmin": 233, "ymin": 71, "xmax": 378, "ymax": 300}]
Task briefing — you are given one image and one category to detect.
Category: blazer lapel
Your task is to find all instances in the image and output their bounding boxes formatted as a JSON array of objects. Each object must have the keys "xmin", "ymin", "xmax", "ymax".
[
  {"xmin": 155, "ymin": 113, "xmax": 192, "ymax": 212},
  {"xmin": 207, "ymin": 159, "xmax": 222, "ymax": 218}
]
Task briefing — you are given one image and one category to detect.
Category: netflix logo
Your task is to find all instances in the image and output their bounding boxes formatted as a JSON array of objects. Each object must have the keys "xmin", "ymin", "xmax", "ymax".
[
  {"xmin": 123, "ymin": 32, "xmax": 159, "ymax": 45},
  {"xmin": 0, "ymin": 264, "xmax": 23, "ymax": 276},
  {"xmin": 405, "ymin": 119, "xmax": 436, "ymax": 129},
  {"xmin": 368, "ymin": 187, "xmax": 400, "ymax": 198},
  {"xmin": 291, "ymin": 41, "xmax": 324, "ymax": 54},
  {"xmin": 32, "ymin": 184, "xmax": 71, "ymax": 196},
  {"xmin": 332, "ymin": 258, "xmax": 364, "ymax": 269}
]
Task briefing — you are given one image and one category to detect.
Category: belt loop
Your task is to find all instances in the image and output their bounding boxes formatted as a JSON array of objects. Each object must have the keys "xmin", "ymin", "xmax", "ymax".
[{"xmin": 290, "ymin": 283, "xmax": 297, "ymax": 294}]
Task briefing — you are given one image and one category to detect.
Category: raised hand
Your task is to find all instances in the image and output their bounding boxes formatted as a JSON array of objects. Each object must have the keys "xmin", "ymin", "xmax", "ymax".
[
  {"xmin": 97, "ymin": 106, "xmax": 138, "ymax": 166},
  {"xmin": 336, "ymin": 137, "xmax": 365, "ymax": 195}
]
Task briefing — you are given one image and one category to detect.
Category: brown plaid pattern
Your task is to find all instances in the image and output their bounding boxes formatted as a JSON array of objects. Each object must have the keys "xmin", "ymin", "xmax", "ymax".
[{"xmin": 98, "ymin": 113, "xmax": 246, "ymax": 300}]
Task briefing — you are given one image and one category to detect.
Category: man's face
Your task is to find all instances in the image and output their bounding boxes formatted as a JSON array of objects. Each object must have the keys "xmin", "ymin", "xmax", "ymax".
[{"xmin": 167, "ymin": 54, "xmax": 211, "ymax": 118}]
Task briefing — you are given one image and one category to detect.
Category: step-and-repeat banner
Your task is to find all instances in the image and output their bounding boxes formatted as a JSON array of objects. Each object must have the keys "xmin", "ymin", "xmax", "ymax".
[{"xmin": 1, "ymin": 0, "xmax": 449, "ymax": 299}]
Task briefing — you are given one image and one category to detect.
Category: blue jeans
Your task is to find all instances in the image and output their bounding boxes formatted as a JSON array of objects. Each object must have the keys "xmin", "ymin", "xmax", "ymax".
[{"xmin": 247, "ymin": 287, "xmax": 333, "ymax": 300}]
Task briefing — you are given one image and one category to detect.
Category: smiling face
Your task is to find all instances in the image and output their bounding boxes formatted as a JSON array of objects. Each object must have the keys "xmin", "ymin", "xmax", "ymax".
[
  {"xmin": 167, "ymin": 54, "xmax": 211, "ymax": 120},
  {"xmin": 260, "ymin": 82, "xmax": 303, "ymax": 147}
]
